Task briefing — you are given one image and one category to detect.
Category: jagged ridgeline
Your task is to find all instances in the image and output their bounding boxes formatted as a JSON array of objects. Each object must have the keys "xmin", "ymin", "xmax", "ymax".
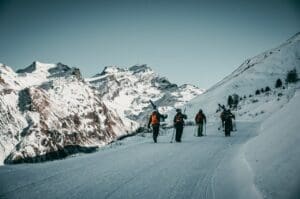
[{"xmin": 86, "ymin": 64, "xmax": 204, "ymax": 125}]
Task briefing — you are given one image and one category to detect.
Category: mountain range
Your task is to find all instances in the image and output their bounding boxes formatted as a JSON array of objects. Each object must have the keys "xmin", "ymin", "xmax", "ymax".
[{"xmin": 0, "ymin": 62, "xmax": 203, "ymax": 164}]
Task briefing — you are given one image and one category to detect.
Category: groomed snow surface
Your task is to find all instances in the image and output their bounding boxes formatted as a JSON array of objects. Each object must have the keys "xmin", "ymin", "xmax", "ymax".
[
  {"xmin": 0, "ymin": 123, "xmax": 258, "ymax": 199},
  {"xmin": 1, "ymin": 87, "xmax": 299, "ymax": 199}
]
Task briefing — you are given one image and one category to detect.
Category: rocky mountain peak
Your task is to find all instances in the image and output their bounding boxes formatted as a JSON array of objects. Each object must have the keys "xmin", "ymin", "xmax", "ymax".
[
  {"xmin": 16, "ymin": 61, "xmax": 56, "ymax": 74},
  {"xmin": 16, "ymin": 61, "xmax": 37, "ymax": 73},
  {"xmin": 99, "ymin": 66, "xmax": 125, "ymax": 76},
  {"xmin": 129, "ymin": 64, "xmax": 152, "ymax": 74}
]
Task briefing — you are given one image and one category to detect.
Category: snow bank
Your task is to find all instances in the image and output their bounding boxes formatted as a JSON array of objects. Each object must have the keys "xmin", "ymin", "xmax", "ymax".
[{"xmin": 245, "ymin": 89, "xmax": 300, "ymax": 199}]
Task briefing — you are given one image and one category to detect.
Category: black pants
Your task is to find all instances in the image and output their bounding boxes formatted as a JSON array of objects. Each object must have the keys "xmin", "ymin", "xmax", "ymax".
[
  {"xmin": 175, "ymin": 125, "xmax": 184, "ymax": 142},
  {"xmin": 224, "ymin": 119, "xmax": 232, "ymax": 136},
  {"xmin": 197, "ymin": 123, "xmax": 204, "ymax": 136},
  {"xmin": 152, "ymin": 125, "xmax": 160, "ymax": 143}
]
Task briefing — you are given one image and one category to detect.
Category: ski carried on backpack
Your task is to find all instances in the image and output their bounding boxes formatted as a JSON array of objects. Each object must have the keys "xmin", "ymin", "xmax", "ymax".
[
  {"xmin": 149, "ymin": 100, "xmax": 157, "ymax": 110},
  {"xmin": 148, "ymin": 100, "xmax": 169, "ymax": 141}
]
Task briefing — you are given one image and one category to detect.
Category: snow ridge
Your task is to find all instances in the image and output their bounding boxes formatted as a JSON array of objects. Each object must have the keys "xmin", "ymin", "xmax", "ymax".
[{"xmin": 181, "ymin": 32, "xmax": 300, "ymax": 123}]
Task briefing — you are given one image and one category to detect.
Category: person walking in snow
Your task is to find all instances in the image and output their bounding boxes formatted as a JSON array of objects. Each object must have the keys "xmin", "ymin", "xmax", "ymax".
[
  {"xmin": 220, "ymin": 109, "xmax": 235, "ymax": 136},
  {"xmin": 148, "ymin": 110, "xmax": 167, "ymax": 143},
  {"xmin": 195, "ymin": 109, "xmax": 206, "ymax": 136},
  {"xmin": 173, "ymin": 109, "xmax": 187, "ymax": 142}
]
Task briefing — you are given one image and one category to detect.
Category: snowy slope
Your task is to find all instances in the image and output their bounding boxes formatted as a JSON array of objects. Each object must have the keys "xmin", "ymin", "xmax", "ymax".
[
  {"xmin": 0, "ymin": 62, "xmax": 127, "ymax": 164},
  {"xmin": 87, "ymin": 65, "xmax": 204, "ymax": 126},
  {"xmin": 179, "ymin": 32, "xmax": 300, "ymax": 123}
]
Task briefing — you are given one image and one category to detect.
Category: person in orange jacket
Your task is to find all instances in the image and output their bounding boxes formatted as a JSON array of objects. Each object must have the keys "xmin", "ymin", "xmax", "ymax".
[
  {"xmin": 148, "ymin": 110, "xmax": 167, "ymax": 143},
  {"xmin": 195, "ymin": 109, "xmax": 206, "ymax": 136}
]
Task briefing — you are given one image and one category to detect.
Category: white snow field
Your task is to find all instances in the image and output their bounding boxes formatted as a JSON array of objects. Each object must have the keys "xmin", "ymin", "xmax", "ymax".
[{"xmin": 0, "ymin": 122, "xmax": 261, "ymax": 199}]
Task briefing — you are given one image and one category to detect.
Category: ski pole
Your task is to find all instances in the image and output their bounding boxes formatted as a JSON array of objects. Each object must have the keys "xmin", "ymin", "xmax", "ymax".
[
  {"xmin": 170, "ymin": 127, "xmax": 175, "ymax": 143},
  {"xmin": 234, "ymin": 120, "xmax": 237, "ymax": 131}
]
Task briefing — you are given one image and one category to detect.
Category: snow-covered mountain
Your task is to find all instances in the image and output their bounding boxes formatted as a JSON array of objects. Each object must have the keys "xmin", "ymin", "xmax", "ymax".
[
  {"xmin": 0, "ymin": 62, "xmax": 127, "ymax": 164},
  {"xmin": 180, "ymin": 32, "xmax": 300, "ymax": 122},
  {"xmin": 0, "ymin": 62, "xmax": 203, "ymax": 164},
  {"xmin": 87, "ymin": 65, "xmax": 204, "ymax": 127}
]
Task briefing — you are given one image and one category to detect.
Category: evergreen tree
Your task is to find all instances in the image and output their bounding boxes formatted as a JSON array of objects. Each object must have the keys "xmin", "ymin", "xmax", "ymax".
[
  {"xmin": 255, "ymin": 90, "xmax": 260, "ymax": 95},
  {"xmin": 286, "ymin": 69, "xmax": 298, "ymax": 83},
  {"xmin": 227, "ymin": 95, "xmax": 233, "ymax": 108},
  {"xmin": 275, "ymin": 78, "xmax": 282, "ymax": 88},
  {"xmin": 265, "ymin": 86, "xmax": 271, "ymax": 92},
  {"xmin": 232, "ymin": 94, "xmax": 239, "ymax": 108}
]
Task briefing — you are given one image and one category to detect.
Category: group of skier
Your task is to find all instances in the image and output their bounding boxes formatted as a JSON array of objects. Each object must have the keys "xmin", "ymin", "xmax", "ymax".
[{"xmin": 148, "ymin": 105, "xmax": 235, "ymax": 143}]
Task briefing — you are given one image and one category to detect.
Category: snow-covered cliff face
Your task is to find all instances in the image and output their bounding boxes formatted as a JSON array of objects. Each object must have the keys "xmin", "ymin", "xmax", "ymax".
[
  {"xmin": 181, "ymin": 33, "xmax": 300, "ymax": 123},
  {"xmin": 87, "ymin": 65, "xmax": 204, "ymax": 126},
  {"xmin": 0, "ymin": 62, "xmax": 126, "ymax": 164}
]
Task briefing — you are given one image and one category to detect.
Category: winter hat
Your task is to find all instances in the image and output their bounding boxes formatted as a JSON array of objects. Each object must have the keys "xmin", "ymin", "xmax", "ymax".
[{"xmin": 176, "ymin": 108, "xmax": 182, "ymax": 113}]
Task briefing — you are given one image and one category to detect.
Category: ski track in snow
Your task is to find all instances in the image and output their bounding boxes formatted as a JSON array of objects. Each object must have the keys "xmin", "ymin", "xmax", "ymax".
[{"xmin": 0, "ymin": 122, "xmax": 262, "ymax": 199}]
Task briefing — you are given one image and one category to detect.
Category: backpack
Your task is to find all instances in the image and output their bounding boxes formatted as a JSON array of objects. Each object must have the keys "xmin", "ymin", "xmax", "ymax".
[
  {"xmin": 175, "ymin": 114, "xmax": 184, "ymax": 124},
  {"xmin": 195, "ymin": 113, "xmax": 203, "ymax": 123},
  {"xmin": 222, "ymin": 111, "xmax": 232, "ymax": 121},
  {"xmin": 151, "ymin": 113, "xmax": 159, "ymax": 125}
]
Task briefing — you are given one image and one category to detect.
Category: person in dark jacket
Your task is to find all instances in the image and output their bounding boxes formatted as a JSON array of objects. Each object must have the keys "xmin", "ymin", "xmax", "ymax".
[
  {"xmin": 195, "ymin": 109, "xmax": 206, "ymax": 136},
  {"xmin": 173, "ymin": 109, "xmax": 187, "ymax": 142},
  {"xmin": 148, "ymin": 110, "xmax": 167, "ymax": 143},
  {"xmin": 220, "ymin": 109, "xmax": 235, "ymax": 135}
]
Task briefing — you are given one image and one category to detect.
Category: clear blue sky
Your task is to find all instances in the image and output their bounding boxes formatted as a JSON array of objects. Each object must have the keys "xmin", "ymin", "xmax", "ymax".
[{"xmin": 0, "ymin": 0, "xmax": 299, "ymax": 89}]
